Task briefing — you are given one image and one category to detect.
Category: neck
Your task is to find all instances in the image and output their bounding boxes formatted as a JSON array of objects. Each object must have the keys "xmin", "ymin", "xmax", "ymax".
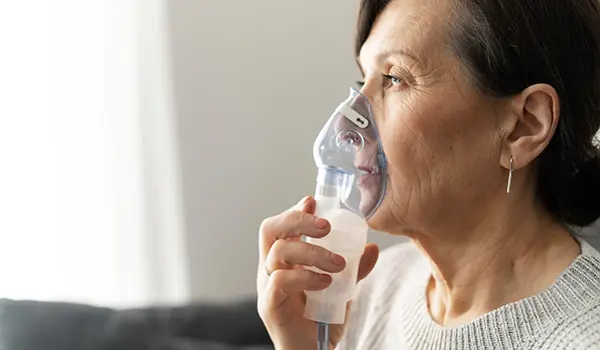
[{"xmin": 411, "ymin": 190, "xmax": 581, "ymax": 327}]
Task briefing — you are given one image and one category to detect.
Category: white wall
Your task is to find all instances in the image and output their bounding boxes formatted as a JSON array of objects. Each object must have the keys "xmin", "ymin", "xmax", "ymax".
[{"xmin": 167, "ymin": 0, "xmax": 402, "ymax": 301}]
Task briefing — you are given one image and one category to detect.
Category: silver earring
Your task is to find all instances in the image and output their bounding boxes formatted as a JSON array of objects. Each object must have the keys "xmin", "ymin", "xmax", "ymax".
[{"xmin": 506, "ymin": 156, "xmax": 514, "ymax": 194}]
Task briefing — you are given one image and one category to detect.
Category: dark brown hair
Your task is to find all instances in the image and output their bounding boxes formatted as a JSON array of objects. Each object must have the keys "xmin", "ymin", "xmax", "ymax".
[{"xmin": 356, "ymin": 0, "xmax": 600, "ymax": 226}]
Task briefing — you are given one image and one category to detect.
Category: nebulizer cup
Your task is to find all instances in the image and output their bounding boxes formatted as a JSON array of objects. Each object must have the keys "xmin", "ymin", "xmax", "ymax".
[{"xmin": 303, "ymin": 87, "xmax": 388, "ymax": 325}]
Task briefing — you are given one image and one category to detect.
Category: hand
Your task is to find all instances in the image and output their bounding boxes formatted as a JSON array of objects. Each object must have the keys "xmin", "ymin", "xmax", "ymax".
[{"xmin": 256, "ymin": 196, "xmax": 380, "ymax": 350}]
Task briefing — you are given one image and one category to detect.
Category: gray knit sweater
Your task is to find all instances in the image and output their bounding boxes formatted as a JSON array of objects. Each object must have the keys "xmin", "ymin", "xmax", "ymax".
[{"xmin": 337, "ymin": 236, "xmax": 600, "ymax": 349}]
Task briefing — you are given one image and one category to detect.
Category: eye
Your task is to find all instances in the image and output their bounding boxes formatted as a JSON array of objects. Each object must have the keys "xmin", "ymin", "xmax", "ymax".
[
  {"xmin": 355, "ymin": 80, "xmax": 365, "ymax": 89},
  {"xmin": 383, "ymin": 74, "xmax": 405, "ymax": 89}
]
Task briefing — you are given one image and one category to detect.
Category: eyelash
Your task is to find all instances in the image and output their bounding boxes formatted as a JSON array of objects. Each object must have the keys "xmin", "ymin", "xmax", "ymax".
[
  {"xmin": 383, "ymin": 74, "xmax": 404, "ymax": 88},
  {"xmin": 355, "ymin": 75, "xmax": 405, "ymax": 90}
]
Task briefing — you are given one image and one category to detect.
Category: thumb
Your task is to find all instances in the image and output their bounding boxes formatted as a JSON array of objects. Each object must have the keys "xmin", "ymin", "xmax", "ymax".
[{"xmin": 357, "ymin": 243, "xmax": 379, "ymax": 282}]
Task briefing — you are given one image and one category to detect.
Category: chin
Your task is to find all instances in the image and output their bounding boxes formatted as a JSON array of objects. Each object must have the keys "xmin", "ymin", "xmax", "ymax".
[
  {"xmin": 363, "ymin": 191, "xmax": 408, "ymax": 234},
  {"xmin": 365, "ymin": 206, "xmax": 390, "ymax": 232},
  {"xmin": 358, "ymin": 178, "xmax": 410, "ymax": 234},
  {"xmin": 359, "ymin": 187, "xmax": 391, "ymax": 231},
  {"xmin": 358, "ymin": 180, "xmax": 381, "ymax": 216}
]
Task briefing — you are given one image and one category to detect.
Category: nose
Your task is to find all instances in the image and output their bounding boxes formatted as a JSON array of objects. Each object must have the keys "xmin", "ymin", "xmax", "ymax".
[
  {"xmin": 357, "ymin": 79, "xmax": 379, "ymax": 105},
  {"xmin": 356, "ymin": 80, "xmax": 383, "ymax": 123},
  {"xmin": 348, "ymin": 89, "xmax": 371, "ymax": 118}
]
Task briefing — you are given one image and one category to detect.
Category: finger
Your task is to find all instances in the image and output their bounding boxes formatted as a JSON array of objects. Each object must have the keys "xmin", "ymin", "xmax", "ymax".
[
  {"xmin": 291, "ymin": 196, "xmax": 316, "ymax": 214},
  {"xmin": 265, "ymin": 240, "xmax": 346, "ymax": 275},
  {"xmin": 270, "ymin": 209, "xmax": 330, "ymax": 239},
  {"xmin": 263, "ymin": 269, "xmax": 332, "ymax": 310},
  {"xmin": 357, "ymin": 243, "xmax": 380, "ymax": 282},
  {"xmin": 257, "ymin": 196, "xmax": 319, "ymax": 289},
  {"xmin": 273, "ymin": 196, "xmax": 317, "ymax": 243},
  {"xmin": 259, "ymin": 208, "xmax": 330, "ymax": 260}
]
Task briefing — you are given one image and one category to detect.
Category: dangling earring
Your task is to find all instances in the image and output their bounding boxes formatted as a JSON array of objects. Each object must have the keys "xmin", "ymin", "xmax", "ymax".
[{"xmin": 506, "ymin": 156, "xmax": 514, "ymax": 194}]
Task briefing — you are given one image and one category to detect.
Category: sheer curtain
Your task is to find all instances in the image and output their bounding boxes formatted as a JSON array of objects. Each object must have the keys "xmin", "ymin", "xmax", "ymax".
[{"xmin": 0, "ymin": 0, "xmax": 189, "ymax": 308}]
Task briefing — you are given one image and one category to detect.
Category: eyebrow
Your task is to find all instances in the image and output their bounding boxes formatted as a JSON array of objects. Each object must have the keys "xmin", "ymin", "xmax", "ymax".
[
  {"xmin": 381, "ymin": 48, "xmax": 420, "ymax": 62},
  {"xmin": 356, "ymin": 48, "xmax": 420, "ymax": 75}
]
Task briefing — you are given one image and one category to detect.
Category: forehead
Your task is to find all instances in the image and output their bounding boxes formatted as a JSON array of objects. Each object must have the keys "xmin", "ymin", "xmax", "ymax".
[{"xmin": 358, "ymin": 0, "xmax": 454, "ymax": 69}]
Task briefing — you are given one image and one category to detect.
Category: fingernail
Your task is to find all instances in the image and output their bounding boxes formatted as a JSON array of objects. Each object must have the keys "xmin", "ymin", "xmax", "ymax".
[
  {"xmin": 315, "ymin": 218, "xmax": 329, "ymax": 229},
  {"xmin": 320, "ymin": 274, "xmax": 332, "ymax": 283},
  {"xmin": 331, "ymin": 253, "xmax": 346, "ymax": 266}
]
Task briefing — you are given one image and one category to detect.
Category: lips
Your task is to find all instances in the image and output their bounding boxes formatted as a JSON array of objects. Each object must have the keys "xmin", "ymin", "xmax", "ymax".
[
  {"xmin": 358, "ymin": 172, "xmax": 381, "ymax": 185},
  {"xmin": 357, "ymin": 163, "xmax": 384, "ymax": 175},
  {"xmin": 355, "ymin": 165, "xmax": 380, "ymax": 187},
  {"xmin": 357, "ymin": 165, "xmax": 376, "ymax": 175}
]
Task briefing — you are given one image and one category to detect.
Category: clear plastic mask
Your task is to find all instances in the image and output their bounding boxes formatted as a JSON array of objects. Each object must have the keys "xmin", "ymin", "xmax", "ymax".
[{"xmin": 313, "ymin": 87, "xmax": 388, "ymax": 218}]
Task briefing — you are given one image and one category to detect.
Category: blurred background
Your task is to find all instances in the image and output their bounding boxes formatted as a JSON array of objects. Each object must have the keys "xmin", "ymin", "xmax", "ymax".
[{"xmin": 0, "ymin": 0, "xmax": 401, "ymax": 311}]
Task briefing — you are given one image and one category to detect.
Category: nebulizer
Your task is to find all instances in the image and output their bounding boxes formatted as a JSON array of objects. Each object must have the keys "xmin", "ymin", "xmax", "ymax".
[{"xmin": 303, "ymin": 87, "xmax": 388, "ymax": 349}]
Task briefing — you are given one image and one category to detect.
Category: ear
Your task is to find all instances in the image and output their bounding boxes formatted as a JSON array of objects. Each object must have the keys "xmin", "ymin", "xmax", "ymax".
[{"xmin": 502, "ymin": 84, "xmax": 560, "ymax": 170}]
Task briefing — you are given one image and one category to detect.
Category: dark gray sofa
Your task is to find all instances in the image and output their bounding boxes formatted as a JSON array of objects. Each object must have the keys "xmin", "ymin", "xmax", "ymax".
[{"xmin": 0, "ymin": 298, "xmax": 273, "ymax": 350}]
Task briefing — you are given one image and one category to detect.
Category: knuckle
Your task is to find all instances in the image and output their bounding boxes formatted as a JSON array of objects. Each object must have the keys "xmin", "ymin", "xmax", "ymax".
[
  {"xmin": 259, "ymin": 216, "xmax": 275, "ymax": 237},
  {"xmin": 265, "ymin": 240, "xmax": 296, "ymax": 274},
  {"xmin": 301, "ymin": 269, "xmax": 315, "ymax": 281},
  {"xmin": 270, "ymin": 239, "xmax": 286, "ymax": 256},
  {"xmin": 268, "ymin": 269, "xmax": 286, "ymax": 288},
  {"xmin": 286, "ymin": 210, "xmax": 305, "ymax": 227},
  {"xmin": 306, "ymin": 244, "xmax": 322, "ymax": 266},
  {"xmin": 264, "ymin": 257, "xmax": 277, "ymax": 274},
  {"xmin": 304, "ymin": 270, "xmax": 325, "ymax": 288},
  {"xmin": 266, "ymin": 241, "xmax": 285, "ymax": 268}
]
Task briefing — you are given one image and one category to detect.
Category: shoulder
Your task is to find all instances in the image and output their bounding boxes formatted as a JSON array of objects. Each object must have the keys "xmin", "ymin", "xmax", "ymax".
[
  {"xmin": 528, "ymin": 236, "xmax": 600, "ymax": 350},
  {"xmin": 537, "ymin": 301, "xmax": 600, "ymax": 350}
]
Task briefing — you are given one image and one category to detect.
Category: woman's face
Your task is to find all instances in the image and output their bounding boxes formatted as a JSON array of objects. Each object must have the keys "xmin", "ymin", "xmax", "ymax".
[{"xmin": 360, "ymin": 0, "xmax": 509, "ymax": 234}]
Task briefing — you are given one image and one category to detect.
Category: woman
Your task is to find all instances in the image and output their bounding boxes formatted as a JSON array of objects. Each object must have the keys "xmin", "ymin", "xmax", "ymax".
[{"xmin": 256, "ymin": 0, "xmax": 600, "ymax": 349}]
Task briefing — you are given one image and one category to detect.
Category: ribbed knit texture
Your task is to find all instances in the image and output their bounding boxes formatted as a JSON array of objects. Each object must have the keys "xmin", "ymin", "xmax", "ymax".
[{"xmin": 337, "ymin": 236, "xmax": 600, "ymax": 349}]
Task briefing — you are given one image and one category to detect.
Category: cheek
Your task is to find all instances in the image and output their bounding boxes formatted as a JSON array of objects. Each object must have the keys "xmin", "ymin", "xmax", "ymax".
[
  {"xmin": 380, "ymin": 97, "xmax": 456, "ymax": 187},
  {"xmin": 377, "ymin": 93, "xmax": 498, "ymax": 210}
]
